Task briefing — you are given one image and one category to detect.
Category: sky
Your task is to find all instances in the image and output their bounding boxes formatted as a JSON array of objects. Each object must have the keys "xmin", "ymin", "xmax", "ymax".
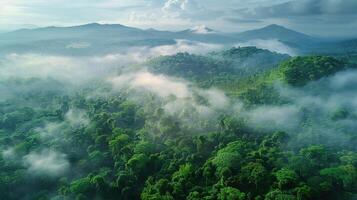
[{"xmin": 0, "ymin": 0, "xmax": 357, "ymax": 37}]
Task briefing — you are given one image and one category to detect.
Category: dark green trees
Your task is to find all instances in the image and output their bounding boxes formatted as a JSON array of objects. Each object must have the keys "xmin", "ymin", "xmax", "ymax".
[{"xmin": 278, "ymin": 56, "xmax": 346, "ymax": 86}]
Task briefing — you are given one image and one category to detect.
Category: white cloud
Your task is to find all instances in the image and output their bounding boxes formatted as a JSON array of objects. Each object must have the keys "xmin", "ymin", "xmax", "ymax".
[
  {"xmin": 0, "ymin": 39, "xmax": 221, "ymax": 83},
  {"xmin": 109, "ymin": 71, "xmax": 229, "ymax": 119},
  {"xmin": 150, "ymin": 39, "xmax": 223, "ymax": 55},
  {"xmin": 36, "ymin": 109, "xmax": 89, "ymax": 139},
  {"xmin": 23, "ymin": 150, "xmax": 70, "ymax": 177},
  {"xmin": 162, "ymin": 0, "xmax": 203, "ymax": 17},
  {"xmin": 110, "ymin": 71, "xmax": 190, "ymax": 98},
  {"xmin": 1, "ymin": 147, "xmax": 16, "ymax": 160},
  {"xmin": 0, "ymin": 54, "xmax": 114, "ymax": 84},
  {"xmin": 245, "ymin": 105, "xmax": 302, "ymax": 132},
  {"xmin": 65, "ymin": 109, "xmax": 90, "ymax": 127},
  {"xmin": 238, "ymin": 69, "xmax": 357, "ymax": 146},
  {"xmin": 189, "ymin": 25, "xmax": 215, "ymax": 34}
]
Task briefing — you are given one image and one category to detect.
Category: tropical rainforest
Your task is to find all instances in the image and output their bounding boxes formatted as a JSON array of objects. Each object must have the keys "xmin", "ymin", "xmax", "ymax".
[{"xmin": 1, "ymin": 22, "xmax": 357, "ymax": 200}]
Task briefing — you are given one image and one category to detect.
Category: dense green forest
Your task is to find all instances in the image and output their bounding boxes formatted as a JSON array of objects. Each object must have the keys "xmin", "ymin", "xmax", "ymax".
[
  {"xmin": 1, "ymin": 47, "xmax": 357, "ymax": 200},
  {"xmin": 146, "ymin": 47, "xmax": 290, "ymax": 88}
]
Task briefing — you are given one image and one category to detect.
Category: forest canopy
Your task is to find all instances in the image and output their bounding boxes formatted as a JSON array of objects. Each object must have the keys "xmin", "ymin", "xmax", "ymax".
[{"xmin": 1, "ymin": 46, "xmax": 356, "ymax": 200}]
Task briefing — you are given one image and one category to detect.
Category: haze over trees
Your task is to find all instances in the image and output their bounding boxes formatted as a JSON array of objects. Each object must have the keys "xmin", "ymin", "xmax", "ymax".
[{"xmin": 0, "ymin": 22, "xmax": 357, "ymax": 200}]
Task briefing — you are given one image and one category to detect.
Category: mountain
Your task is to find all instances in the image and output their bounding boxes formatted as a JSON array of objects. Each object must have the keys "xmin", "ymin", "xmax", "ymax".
[
  {"xmin": 0, "ymin": 23, "xmax": 150, "ymax": 42},
  {"xmin": 0, "ymin": 24, "xmax": 39, "ymax": 33},
  {"xmin": 234, "ymin": 24, "xmax": 317, "ymax": 47},
  {"xmin": 146, "ymin": 47, "xmax": 290, "ymax": 87},
  {"xmin": 208, "ymin": 46, "xmax": 290, "ymax": 70},
  {"xmin": 0, "ymin": 23, "xmax": 353, "ymax": 56},
  {"xmin": 0, "ymin": 23, "xmax": 234, "ymax": 56},
  {"xmin": 174, "ymin": 26, "xmax": 234, "ymax": 43},
  {"xmin": 0, "ymin": 23, "xmax": 176, "ymax": 56}
]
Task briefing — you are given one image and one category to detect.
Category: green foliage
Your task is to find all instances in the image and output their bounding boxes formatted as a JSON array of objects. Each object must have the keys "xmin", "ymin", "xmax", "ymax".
[
  {"xmin": 278, "ymin": 56, "xmax": 346, "ymax": 86},
  {"xmin": 218, "ymin": 187, "xmax": 246, "ymax": 200},
  {"xmin": 320, "ymin": 165, "xmax": 357, "ymax": 190},
  {"xmin": 146, "ymin": 47, "xmax": 289, "ymax": 89},
  {"xmin": 211, "ymin": 141, "xmax": 247, "ymax": 176},
  {"xmin": 275, "ymin": 168, "xmax": 298, "ymax": 189},
  {"xmin": 1, "ymin": 53, "xmax": 357, "ymax": 200}
]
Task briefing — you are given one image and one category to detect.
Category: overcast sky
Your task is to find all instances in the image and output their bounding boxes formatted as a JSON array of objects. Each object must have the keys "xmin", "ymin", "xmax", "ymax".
[{"xmin": 0, "ymin": 0, "xmax": 357, "ymax": 37}]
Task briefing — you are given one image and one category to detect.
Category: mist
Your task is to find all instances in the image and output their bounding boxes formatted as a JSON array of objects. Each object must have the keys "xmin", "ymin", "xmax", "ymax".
[
  {"xmin": 1, "ymin": 47, "xmax": 353, "ymax": 145},
  {"xmin": 1, "ymin": 21, "xmax": 356, "ymax": 200},
  {"xmin": 238, "ymin": 69, "xmax": 357, "ymax": 148},
  {"xmin": 236, "ymin": 39, "xmax": 297, "ymax": 56},
  {"xmin": 109, "ymin": 71, "xmax": 230, "ymax": 133},
  {"xmin": 23, "ymin": 150, "xmax": 70, "ymax": 177}
]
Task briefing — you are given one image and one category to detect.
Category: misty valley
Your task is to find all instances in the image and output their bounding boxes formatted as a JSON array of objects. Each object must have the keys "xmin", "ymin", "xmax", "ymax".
[{"xmin": 0, "ymin": 22, "xmax": 357, "ymax": 200}]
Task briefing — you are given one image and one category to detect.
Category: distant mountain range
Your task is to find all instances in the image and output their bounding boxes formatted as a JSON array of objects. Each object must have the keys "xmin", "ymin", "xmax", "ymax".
[{"xmin": 0, "ymin": 23, "xmax": 355, "ymax": 56}]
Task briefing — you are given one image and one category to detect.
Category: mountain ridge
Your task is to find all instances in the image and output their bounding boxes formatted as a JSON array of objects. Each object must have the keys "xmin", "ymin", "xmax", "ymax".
[
  {"xmin": 1, "ymin": 23, "xmax": 356, "ymax": 56},
  {"xmin": 0, "ymin": 23, "xmax": 308, "ymax": 37},
  {"xmin": 234, "ymin": 24, "xmax": 317, "ymax": 45}
]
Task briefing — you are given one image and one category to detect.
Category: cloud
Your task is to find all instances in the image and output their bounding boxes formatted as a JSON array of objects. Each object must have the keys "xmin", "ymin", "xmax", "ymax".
[
  {"xmin": 23, "ymin": 150, "xmax": 70, "ymax": 177},
  {"xmin": 149, "ymin": 39, "xmax": 223, "ymax": 55},
  {"xmin": 65, "ymin": 109, "xmax": 90, "ymax": 127},
  {"xmin": 1, "ymin": 0, "xmax": 356, "ymax": 37},
  {"xmin": 112, "ymin": 71, "xmax": 190, "ymax": 98},
  {"xmin": 1, "ymin": 147, "xmax": 17, "ymax": 161},
  {"xmin": 0, "ymin": 54, "xmax": 114, "ymax": 84},
  {"xmin": 161, "ymin": 0, "xmax": 222, "ymax": 20},
  {"xmin": 227, "ymin": 0, "xmax": 357, "ymax": 37},
  {"xmin": 109, "ymin": 71, "xmax": 229, "ymax": 120},
  {"xmin": 162, "ymin": 0, "xmax": 203, "ymax": 17},
  {"xmin": 240, "ymin": 69, "xmax": 357, "ymax": 146},
  {"xmin": 1, "ymin": 110, "xmax": 87, "ymax": 179},
  {"xmin": 242, "ymin": 0, "xmax": 357, "ymax": 18},
  {"xmin": 109, "ymin": 71, "xmax": 193, "ymax": 100},
  {"xmin": 235, "ymin": 39, "xmax": 296, "ymax": 56},
  {"xmin": 244, "ymin": 104, "xmax": 302, "ymax": 132},
  {"xmin": 0, "ymin": 39, "xmax": 221, "ymax": 83},
  {"xmin": 108, "ymin": 67, "xmax": 357, "ymax": 147},
  {"xmin": 36, "ymin": 109, "xmax": 89, "ymax": 139}
]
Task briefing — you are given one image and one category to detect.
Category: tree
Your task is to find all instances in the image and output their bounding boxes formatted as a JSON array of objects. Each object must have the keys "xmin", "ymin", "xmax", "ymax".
[
  {"xmin": 126, "ymin": 153, "xmax": 150, "ymax": 177},
  {"xmin": 70, "ymin": 177, "xmax": 95, "ymax": 197},
  {"xmin": 275, "ymin": 168, "xmax": 298, "ymax": 190},
  {"xmin": 212, "ymin": 140, "xmax": 249, "ymax": 177},
  {"xmin": 320, "ymin": 165, "xmax": 357, "ymax": 191},
  {"xmin": 278, "ymin": 56, "xmax": 346, "ymax": 86},
  {"xmin": 171, "ymin": 163, "xmax": 195, "ymax": 198},
  {"xmin": 141, "ymin": 178, "xmax": 174, "ymax": 200},
  {"xmin": 240, "ymin": 162, "xmax": 269, "ymax": 191},
  {"xmin": 264, "ymin": 189, "xmax": 296, "ymax": 200},
  {"xmin": 218, "ymin": 187, "xmax": 246, "ymax": 200}
]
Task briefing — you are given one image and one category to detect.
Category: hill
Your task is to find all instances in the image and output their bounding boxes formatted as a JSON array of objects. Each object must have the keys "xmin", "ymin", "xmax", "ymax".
[
  {"xmin": 0, "ymin": 23, "xmax": 177, "ymax": 56},
  {"xmin": 146, "ymin": 47, "xmax": 290, "ymax": 87},
  {"xmin": 233, "ymin": 56, "xmax": 352, "ymax": 105},
  {"xmin": 276, "ymin": 56, "xmax": 348, "ymax": 86}
]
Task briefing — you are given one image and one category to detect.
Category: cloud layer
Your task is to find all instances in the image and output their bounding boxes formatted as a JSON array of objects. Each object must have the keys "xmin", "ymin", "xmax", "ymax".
[{"xmin": 0, "ymin": 39, "xmax": 222, "ymax": 85}]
